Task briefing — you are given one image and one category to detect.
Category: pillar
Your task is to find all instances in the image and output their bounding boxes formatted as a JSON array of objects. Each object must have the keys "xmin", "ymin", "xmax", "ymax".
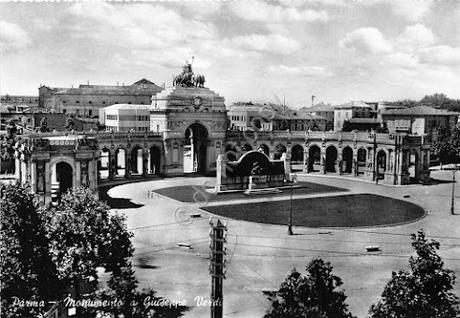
[
  {"xmin": 320, "ymin": 147, "xmax": 326, "ymax": 174},
  {"xmin": 45, "ymin": 161, "xmax": 51, "ymax": 205},
  {"xmin": 31, "ymin": 161, "xmax": 37, "ymax": 193},
  {"xmin": 142, "ymin": 149, "xmax": 148, "ymax": 177},
  {"xmin": 303, "ymin": 146, "xmax": 309, "ymax": 173},
  {"xmin": 125, "ymin": 151, "xmax": 131, "ymax": 179},
  {"xmin": 76, "ymin": 160, "xmax": 81, "ymax": 188}
]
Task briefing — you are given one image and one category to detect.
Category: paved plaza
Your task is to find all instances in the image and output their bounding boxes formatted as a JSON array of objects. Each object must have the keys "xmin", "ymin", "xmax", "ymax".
[{"xmin": 105, "ymin": 170, "xmax": 460, "ymax": 318}]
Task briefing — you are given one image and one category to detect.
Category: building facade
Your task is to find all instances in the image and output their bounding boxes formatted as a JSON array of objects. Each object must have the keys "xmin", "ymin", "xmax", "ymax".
[
  {"xmin": 101, "ymin": 104, "xmax": 150, "ymax": 132},
  {"xmin": 334, "ymin": 101, "xmax": 378, "ymax": 131},
  {"xmin": 381, "ymin": 105, "xmax": 459, "ymax": 142},
  {"xmin": 38, "ymin": 79, "xmax": 163, "ymax": 118}
]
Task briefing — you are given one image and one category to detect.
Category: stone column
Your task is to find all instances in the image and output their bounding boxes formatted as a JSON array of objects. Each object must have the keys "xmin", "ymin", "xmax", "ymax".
[
  {"xmin": 303, "ymin": 146, "xmax": 309, "ymax": 173},
  {"xmin": 320, "ymin": 147, "xmax": 326, "ymax": 174},
  {"xmin": 125, "ymin": 151, "xmax": 131, "ymax": 179},
  {"xmin": 45, "ymin": 161, "xmax": 51, "ymax": 205},
  {"xmin": 76, "ymin": 160, "xmax": 81, "ymax": 188},
  {"xmin": 142, "ymin": 149, "xmax": 148, "ymax": 177},
  {"xmin": 31, "ymin": 161, "xmax": 37, "ymax": 193}
]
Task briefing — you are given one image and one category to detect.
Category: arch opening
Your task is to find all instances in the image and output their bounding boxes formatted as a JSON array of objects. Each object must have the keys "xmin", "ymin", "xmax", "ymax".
[
  {"xmin": 308, "ymin": 145, "xmax": 321, "ymax": 172},
  {"xmin": 342, "ymin": 146, "xmax": 353, "ymax": 174},
  {"xmin": 291, "ymin": 144, "xmax": 304, "ymax": 172},
  {"xmin": 130, "ymin": 146, "xmax": 143, "ymax": 175},
  {"xmin": 357, "ymin": 148, "xmax": 366, "ymax": 175},
  {"xmin": 148, "ymin": 146, "xmax": 162, "ymax": 175},
  {"xmin": 184, "ymin": 123, "xmax": 209, "ymax": 173},
  {"xmin": 55, "ymin": 162, "xmax": 73, "ymax": 200},
  {"xmin": 99, "ymin": 148, "xmax": 110, "ymax": 180},
  {"xmin": 326, "ymin": 146, "xmax": 337, "ymax": 173},
  {"xmin": 377, "ymin": 150, "xmax": 387, "ymax": 179},
  {"xmin": 115, "ymin": 148, "xmax": 126, "ymax": 178},
  {"xmin": 274, "ymin": 144, "xmax": 287, "ymax": 160}
]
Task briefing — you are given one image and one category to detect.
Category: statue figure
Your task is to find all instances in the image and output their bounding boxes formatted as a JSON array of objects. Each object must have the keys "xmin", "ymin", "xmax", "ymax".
[{"xmin": 173, "ymin": 57, "xmax": 206, "ymax": 88}]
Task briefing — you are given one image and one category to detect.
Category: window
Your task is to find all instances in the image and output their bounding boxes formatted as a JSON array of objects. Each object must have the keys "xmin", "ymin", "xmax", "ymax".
[
  {"xmin": 63, "ymin": 109, "xmax": 67, "ymax": 114},
  {"xmin": 88, "ymin": 110, "xmax": 93, "ymax": 117},
  {"xmin": 76, "ymin": 101, "xmax": 80, "ymax": 104},
  {"xmin": 102, "ymin": 101, "xmax": 106, "ymax": 104},
  {"xmin": 63, "ymin": 101, "xmax": 67, "ymax": 104},
  {"xmin": 89, "ymin": 101, "xmax": 92, "ymax": 104}
]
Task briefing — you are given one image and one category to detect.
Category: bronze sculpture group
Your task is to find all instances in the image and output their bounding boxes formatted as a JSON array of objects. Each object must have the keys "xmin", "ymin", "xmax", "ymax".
[{"xmin": 174, "ymin": 58, "xmax": 206, "ymax": 88}]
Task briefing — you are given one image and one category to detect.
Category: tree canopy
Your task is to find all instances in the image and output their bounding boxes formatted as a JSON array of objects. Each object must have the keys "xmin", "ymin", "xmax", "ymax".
[
  {"xmin": 369, "ymin": 230, "xmax": 460, "ymax": 318},
  {"xmin": 1, "ymin": 184, "xmax": 188, "ymax": 318},
  {"xmin": 264, "ymin": 258, "xmax": 355, "ymax": 318},
  {"xmin": 431, "ymin": 125, "xmax": 460, "ymax": 164}
]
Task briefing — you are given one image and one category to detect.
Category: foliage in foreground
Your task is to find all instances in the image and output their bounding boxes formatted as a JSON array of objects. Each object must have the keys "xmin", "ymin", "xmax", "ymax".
[
  {"xmin": 369, "ymin": 230, "xmax": 460, "ymax": 318},
  {"xmin": 264, "ymin": 258, "xmax": 355, "ymax": 318},
  {"xmin": 0, "ymin": 184, "xmax": 188, "ymax": 318}
]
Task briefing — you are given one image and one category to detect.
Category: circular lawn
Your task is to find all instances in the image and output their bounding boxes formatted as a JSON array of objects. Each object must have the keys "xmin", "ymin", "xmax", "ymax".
[{"xmin": 202, "ymin": 194, "xmax": 425, "ymax": 227}]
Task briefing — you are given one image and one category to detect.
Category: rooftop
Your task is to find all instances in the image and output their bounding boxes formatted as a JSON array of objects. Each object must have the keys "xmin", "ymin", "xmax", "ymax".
[
  {"xmin": 103, "ymin": 104, "xmax": 151, "ymax": 111},
  {"xmin": 382, "ymin": 105, "xmax": 460, "ymax": 116},
  {"xmin": 334, "ymin": 101, "xmax": 373, "ymax": 109},
  {"xmin": 40, "ymin": 79, "xmax": 162, "ymax": 96},
  {"xmin": 300, "ymin": 102, "xmax": 334, "ymax": 113}
]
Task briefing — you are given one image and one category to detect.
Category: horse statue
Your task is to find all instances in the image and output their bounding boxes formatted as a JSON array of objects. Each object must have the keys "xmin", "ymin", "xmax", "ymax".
[
  {"xmin": 173, "ymin": 57, "xmax": 205, "ymax": 88},
  {"xmin": 193, "ymin": 74, "xmax": 205, "ymax": 88}
]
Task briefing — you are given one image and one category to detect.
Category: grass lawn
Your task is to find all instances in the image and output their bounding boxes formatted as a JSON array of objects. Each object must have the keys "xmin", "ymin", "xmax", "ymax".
[
  {"xmin": 153, "ymin": 181, "xmax": 347, "ymax": 203},
  {"xmin": 202, "ymin": 194, "xmax": 425, "ymax": 227}
]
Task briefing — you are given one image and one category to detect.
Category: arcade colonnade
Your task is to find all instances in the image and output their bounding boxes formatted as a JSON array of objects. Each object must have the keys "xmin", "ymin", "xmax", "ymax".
[{"xmin": 224, "ymin": 131, "xmax": 431, "ymax": 185}]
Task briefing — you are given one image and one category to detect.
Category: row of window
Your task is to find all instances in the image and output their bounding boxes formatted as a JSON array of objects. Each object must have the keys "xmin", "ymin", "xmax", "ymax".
[
  {"xmin": 62, "ymin": 100, "xmax": 146, "ymax": 105},
  {"xmin": 106, "ymin": 115, "xmax": 118, "ymax": 120},
  {"xmin": 230, "ymin": 115, "xmax": 246, "ymax": 121}
]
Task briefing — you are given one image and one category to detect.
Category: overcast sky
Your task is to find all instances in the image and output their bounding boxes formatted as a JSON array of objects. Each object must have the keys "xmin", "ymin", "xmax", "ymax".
[{"xmin": 1, "ymin": 0, "xmax": 460, "ymax": 107}]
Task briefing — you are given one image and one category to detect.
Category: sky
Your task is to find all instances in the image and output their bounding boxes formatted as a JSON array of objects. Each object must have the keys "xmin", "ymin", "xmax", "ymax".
[{"xmin": 1, "ymin": 0, "xmax": 460, "ymax": 108}]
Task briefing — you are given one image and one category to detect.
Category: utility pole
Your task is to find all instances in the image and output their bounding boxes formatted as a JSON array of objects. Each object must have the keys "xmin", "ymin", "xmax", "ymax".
[
  {"xmin": 288, "ymin": 182, "xmax": 293, "ymax": 235},
  {"xmin": 209, "ymin": 218, "xmax": 227, "ymax": 318},
  {"xmin": 286, "ymin": 173, "xmax": 297, "ymax": 235},
  {"xmin": 452, "ymin": 169, "xmax": 456, "ymax": 215}
]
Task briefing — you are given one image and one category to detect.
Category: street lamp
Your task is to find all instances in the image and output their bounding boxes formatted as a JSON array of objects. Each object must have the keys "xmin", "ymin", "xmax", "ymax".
[
  {"xmin": 286, "ymin": 173, "xmax": 297, "ymax": 235},
  {"xmin": 452, "ymin": 168, "xmax": 457, "ymax": 215}
]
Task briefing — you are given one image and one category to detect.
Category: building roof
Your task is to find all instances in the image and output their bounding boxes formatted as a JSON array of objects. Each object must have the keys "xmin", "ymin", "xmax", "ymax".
[
  {"xmin": 334, "ymin": 101, "xmax": 373, "ymax": 109},
  {"xmin": 103, "ymin": 104, "xmax": 151, "ymax": 111},
  {"xmin": 300, "ymin": 102, "xmax": 334, "ymax": 112},
  {"xmin": 40, "ymin": 79, "xmax": 162, "ymax": 96},
  {"xmin": 381, "ymin": 105, "xmax": 460, "ymax": 116}
]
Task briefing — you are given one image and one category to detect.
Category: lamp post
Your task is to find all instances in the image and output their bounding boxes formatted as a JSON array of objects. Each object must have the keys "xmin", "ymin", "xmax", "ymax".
[
  {"xmin": 286, "ymin": 174, "xmax": 297, "ymax": 235},
  {"xmin": 452, "ymin": 168, "xmax": 457, "ymax": 215}
]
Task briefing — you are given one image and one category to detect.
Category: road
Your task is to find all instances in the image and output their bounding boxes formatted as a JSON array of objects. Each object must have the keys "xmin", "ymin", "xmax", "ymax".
[{"xmin": 106, "ymin": 170, "xmax": 460, "ymax": 318}]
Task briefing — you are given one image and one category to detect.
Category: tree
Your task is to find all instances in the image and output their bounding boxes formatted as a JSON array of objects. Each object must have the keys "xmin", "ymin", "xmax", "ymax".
[
  {"xmin": 41, "ymin": 187, "xmax": 189, "ymax": 318},
  {"xmin": 41, "ymin": 187, "xmax": 134, "ymax": 297},
  {"xmin": 369, "ymin": 230, "xmax": 460, "ymax": 318},
  {"xmin": 431, "ymin": 125, "xmax": 460, "ymax": 165},
  {"xmin": 0, "ymin": 183, "xmax": 62, "ymax": 318},
  {"xmin": 264, "ymin": 258, "xmax": 355, "ymax": 318}
]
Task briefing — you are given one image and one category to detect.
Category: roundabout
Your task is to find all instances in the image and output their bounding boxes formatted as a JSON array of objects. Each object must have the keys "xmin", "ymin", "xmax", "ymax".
[{"xmin": 202, "ymin": 194, "xmax": 425, "ymax": 228}]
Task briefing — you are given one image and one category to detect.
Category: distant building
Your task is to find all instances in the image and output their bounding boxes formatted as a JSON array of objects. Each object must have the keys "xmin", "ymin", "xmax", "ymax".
[
  {"xmin": 333, "ymin": 101, "xmax": 379, "ymax": 131},
  {"xmin": 39, "ymin": 79, "xmax": 163, "ymax": 118},
  {"xmin": 102, "ymin": 104, "xmax": 150, "ymax": 132},
  {"xmin": 227, "ymin": 102, "xmax": 327, "ymax": 132},
  {"xmin": 381, "ymin": 105, "xmax": 459, "ymax": 142},
  {"xmin": 1, "ymin": 95, "xmax": 39, "ymax": 107},
  {"xmin": 300, "ymin": 102, "xmax": 334, "ymax": 130}
]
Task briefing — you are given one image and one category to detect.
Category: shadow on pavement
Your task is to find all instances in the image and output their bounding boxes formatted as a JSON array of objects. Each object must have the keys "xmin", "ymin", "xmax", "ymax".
[{"xmin": 98, "ymin": 185, "xmax": 144, "ymax": 209}]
